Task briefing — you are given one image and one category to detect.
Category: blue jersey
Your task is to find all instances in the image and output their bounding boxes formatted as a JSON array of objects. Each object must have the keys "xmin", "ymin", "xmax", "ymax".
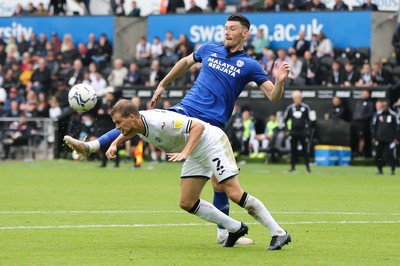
[{"xmin": 169, "ymin": 43, "xmax": 269, "ymax": 129}]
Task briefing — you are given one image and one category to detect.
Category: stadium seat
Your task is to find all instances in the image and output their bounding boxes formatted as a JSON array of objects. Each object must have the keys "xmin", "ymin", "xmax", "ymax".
[
  {"xmin": 336, "ymin": 55, "xmax": 348, "ymax": 67},
  {"xmin": 343, "ymin": 47, "xmax": 356, "ymax": 59},
  {"xmin": 319, "ymin": 56, "xmax": 333, "ymax": 68}
]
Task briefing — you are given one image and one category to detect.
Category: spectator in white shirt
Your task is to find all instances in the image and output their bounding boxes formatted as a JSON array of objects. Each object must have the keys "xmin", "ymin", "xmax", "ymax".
[
  {"xmin": 135, "ymin": 36, "xmax": 151, "ymax": 60},
  {"xmin": 107, "ymin": 58, "xmax": 128, "ymax": 87},
  {"xmin": 288, "ymin": 53, "xmax": 305, "ymax": 85},
  {"xmin": 150, "ymin": 36, "xmax": 164, "ymax": 59}
]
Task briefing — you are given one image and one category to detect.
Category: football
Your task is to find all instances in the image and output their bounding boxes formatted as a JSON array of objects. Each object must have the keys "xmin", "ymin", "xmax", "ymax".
[{"xmin": 68, "ymin": 84, "xmax": 97, "ymax": 112}]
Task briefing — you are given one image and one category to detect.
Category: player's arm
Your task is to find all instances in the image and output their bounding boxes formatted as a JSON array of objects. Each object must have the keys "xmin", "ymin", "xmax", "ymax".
[
  {"xmin": 259, "ymin": 61, "xmax": 289, "ymax": 103},
  {"xmin": 167, "ymin": 120, "xmax": 205, "ymax": 162},
  {"xmin": 151, "ymin": 53, "xmax": 196, "ymax": 107},
  {"xmin": 106, "ymin": 133, "xmax": 134, "ymax": 160}
]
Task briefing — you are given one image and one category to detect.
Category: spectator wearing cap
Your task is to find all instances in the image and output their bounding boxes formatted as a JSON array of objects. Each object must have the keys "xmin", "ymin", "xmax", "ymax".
[
  {"xmin": 2, "ymin": 87, "xmax": 23, "ymax": 116},
  {"xmin": 28, "ymin": 57, "xmax": 52, "ymax": 94}
]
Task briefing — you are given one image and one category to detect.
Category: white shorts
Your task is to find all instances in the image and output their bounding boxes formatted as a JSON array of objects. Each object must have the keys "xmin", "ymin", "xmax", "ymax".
[{"xmin": 181, "ymin": 129, "xmax": 239, "ymax": 183}]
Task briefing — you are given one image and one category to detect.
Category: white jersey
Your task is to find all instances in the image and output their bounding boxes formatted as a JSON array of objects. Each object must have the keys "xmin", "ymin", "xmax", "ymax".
[{"xmin": 138, "ymin": 109, "xmax": 239, "ymax": 182}]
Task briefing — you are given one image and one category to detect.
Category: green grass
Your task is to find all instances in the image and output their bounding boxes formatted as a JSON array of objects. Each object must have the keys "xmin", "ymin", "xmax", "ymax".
[{"xmin": 0, "ymin": 160, "xmax": 399, "ymax": 265}]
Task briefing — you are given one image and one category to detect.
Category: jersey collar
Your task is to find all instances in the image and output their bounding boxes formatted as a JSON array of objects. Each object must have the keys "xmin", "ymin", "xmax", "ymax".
[{"xmin": 225, "ymin": 47, "xmax": 245, "ymax": 59}]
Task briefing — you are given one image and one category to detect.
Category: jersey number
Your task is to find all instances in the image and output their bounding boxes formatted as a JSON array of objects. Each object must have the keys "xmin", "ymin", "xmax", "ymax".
[{"xmin": 212, "ymin": 157, "xmax": 225, "ymax": 175}]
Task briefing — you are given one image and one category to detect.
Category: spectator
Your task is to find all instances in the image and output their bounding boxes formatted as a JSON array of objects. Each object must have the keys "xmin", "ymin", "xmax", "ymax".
[
  {"xmin": 356, "ymin": 63, "xmax": 373, "ymax": 87},
  {"xmin": 361, "ymin": 0, "xmax": 378, "ymax": 10},
  {"xmin": 163, "ymin": 31, "xmax": 179, "ymax": 60},
  {"xmin": 128, "ymin": 1, "xmax": 141, "ymax": 16},
  {"xmin": 26, "ymin": 2, "xmax": 37, "ymax": 15},
  {"xmin": 150, "ymin": 36, "xmax": 163, "ymax": 59},
  {"xmin": 282, "ymin": 0, "xmax": 304, "ymax": 11},
  {"xmin": 48, "ymin": 0, "xmax": 67, "ymax": 15},
  {"xmin": 35, "ymin": 3, "xmax": 48, "ymax": 16},
  {"xmin": 237, "ymin": 0, "xmax": 254, "ymax": 12},
  {"xmin": 214, "ymin": 0, "xmax": 226, "ymax": 13},
  {"xmin": 55, "ymin": 79, "xmax": 69, "ymax": 111},
  {"xmin": 29, "ymin": 57, "xmax": 52, "ymax": 94},
  {"xmin": 326, "ymin": 60, "xmax": 346, "ymax": 87},
  {"xmin": 13, "ymin": 3, "xmax": 26, "ymax": 16},
  {"xmin": 167, "ymin": 0, "xmax": 185, "ymax": 13},
  {"xmin": 50, "ymin": 32, "xmax": 62, "ymax": 55},
  {"xmin": 392, "ymin": 26, "xmax": 400, "ymax": 65},
  {"xmin": 275, "ymin": 48, "xmax": 291, "ymax": 66},
  {"xmin": 176, "ymin": 34, "xmax": 193, "ymax": 54},
  {"xmin": 82, "ymin": 0, "xmax": 91, "ymax": 15},
  {"xmin": 290, "ymin": 30, "xmax": 310, "ymax": 57},
  {"xmin": 90, "ymin": 71, "xmax": 107, "ymax": 93},
  {"xmin": 145, "ymin": 60, "xmax": 164, "ymax": 87},
  {"xmin": 87, "ymin": 33, "xmax": 99, "ymax": 58},
  {"xmin": 352, "ymin": 89, "xmax": 374, "ymax": 157},
  {"xmin": 262, "ymin": 48, "xmax": 276, "ymax": 79},
  {"xmin": 66, "ymin": 59, "xmax": 84, "ymax": 86},
  {"xmin": 20, "ymin": 90, "xmax": 38, "ymax": 117},
  {"xmin": 36, "ymin": 91, "xmax": 49, "ymax": 117},
  {"xmin": 176, "ymin": 43, "xmax": 190, "ymax": 60},
  {"xmin": 45, "ymin": 50, "xmax": 60, "ymax": 77},
  {"xmin": 11, "ymin": 62, "xmax": 22, "ymax": 86},
  {"xmin": 257, "ymin": 0, "xmax": 278, "ymax": 12},
  {"xmin": 371, "ymin": 62, "xmax": 391, "ymax": 86},
  {"xmin": 19, "ymin": 62, "xmax": 34, "ymax": 88},
  {"xmin": 91, "ymin": 33, "xmax": 112, "ymax": 70},
  {"xmin": 28, "ymin": 32, "xmax": 39, "ymax": 55},
  {"xmin": 5, "ymin": 36, "xmax": 18, "ymax": 57},
  {"xmin": 343, "ymin": 60, "xmax": 360, "ymax": 87},
  {"xmin": 185, "ymin": 64, "xmax": 200, "ymax": 86},
  {"xmin": 2, "ymin": 69, "xmax": 18, "ymax": 91},
  {"xmin": 2, "ymin": 87, "xmax": 23, "ymax": 115},
  {"xmin": 135, "ymin": 36, "xmax": 151, "ymax": 60},
  {"xmin": 17, "ymin": 33, "xmax": 30, "ymax": 55},
  {"xmin": 241, "ymin": 109, "xmax": 257, "ymax": 156},
  {"xmin": 61, "ymin": 34, "xmax": 73, "ymax": 53},
  {"xmin": 327, "ymin": 96, "xmax": 350, "ymax": 122},
  {"xmin": 111, "ymin": 0, "xmax": 125, "ymax": 16},
  {"xmin": 107, "ymin": 58, "xmax": 128, "ymax": 87},
  {"xmin": 60, "ymin": 40, "xmax": 79, "ymax": 67},
  {"xmin": 77, "ymin": 43, "xmax": 90, "ymax": 66},
  {"xmin": 187, "ymin": 0, "xmax": 203, "ymax": 13},
  {"xmin": 251, "ymin": 29, "xmax": 269, "ymax": 58},
  {"xmin": 257, "ymin": 112, "xmax": 279, "ymax": 161},
  {"xmin": 2, "ymin": 113, "xmax": 32, "ymax": 160},
  {"xmin": 2, "ymin": 100, "xmax": 20, "ymax": 118},
  {"xmin": 309, "ymin": 33, "xmax": 319, "ymax": 55},
  {"xmin": 288, "ymin": 53, "xmax": 304, "ymax": 86},
  {"xmin": 48, "ymin": 96, "xmax": 62, "ymax": 120},
  {"xmin": 284, "ymin": 90, "xmax": 311, "ymax": 173},
  {"xmin": 123, "ymin": 62, "xmax": 141, "ymax": 86},
  {"xmin": 0, "ymin": 44, "xmax": 6, "ymax": 65},
  {"xmin": 316, "ymin": 32, "xmax": 333, "ymax": 58},
  {"xmin": 333, "ymin": 0, "xmax": 349, "ymax": 10},
  {"xmin": 37, "ymin": 33, "xmax": 48, "ymax": 56},
  {"xmin": 305, "ymin": 0, "xmax": 327, "ymax": 11}
]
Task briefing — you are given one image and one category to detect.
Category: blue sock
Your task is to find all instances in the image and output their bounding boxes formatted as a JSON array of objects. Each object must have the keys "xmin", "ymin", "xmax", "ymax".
[
  {"xmin": 98, "ymin": 129, "xmax": 121, "ymax": 149},
  {"xmin": 213, "ymin": 191, "xmax": 230, "ymax": 229}
]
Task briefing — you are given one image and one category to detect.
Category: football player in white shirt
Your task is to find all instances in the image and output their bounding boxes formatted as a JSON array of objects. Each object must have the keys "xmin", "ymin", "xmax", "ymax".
[{"xmin": 101, "ymin": 99, "xmax": 290, "ymax": 250}]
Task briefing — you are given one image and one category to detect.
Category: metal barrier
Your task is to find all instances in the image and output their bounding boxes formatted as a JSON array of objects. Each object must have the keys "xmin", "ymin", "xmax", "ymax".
[{"xmin": 0, "ymin": 117, "xmax": 56, "ymax": 161}]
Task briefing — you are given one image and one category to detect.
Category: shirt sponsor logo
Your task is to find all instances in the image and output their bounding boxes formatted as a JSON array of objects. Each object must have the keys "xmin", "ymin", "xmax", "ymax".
[
  {"xmin": 172, "ymin": 120, "xmax": 183, "ymax": 129},
  {"xmin": 207, "ymin": 57, "xmax": 241, "ymax": 77}
]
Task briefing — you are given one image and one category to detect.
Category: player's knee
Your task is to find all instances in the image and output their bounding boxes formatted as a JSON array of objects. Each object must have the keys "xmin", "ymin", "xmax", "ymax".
[
  {"xmin": 223, "ymin": 187, "xmax": 242, "ymax": 204},
  {"xmin": 179, "ymin": 198, "xmax": 197, "ymax": 211}
]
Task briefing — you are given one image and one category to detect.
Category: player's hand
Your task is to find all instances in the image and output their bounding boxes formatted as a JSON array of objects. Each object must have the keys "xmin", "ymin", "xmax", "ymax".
[
  {"xmin": 274, "ymin": 61, "xmax": 290, "ymax": 83},
  {"xmin": 167, "ymin": 152, "xmax": 188, "ymax": 162},
  {"xmin": 151, "ymin": 84, "xmax": 166, "ymax": 107},
  {"xmin": 106, "ymin": 144, "xmax": 118, "ymax": 160}
]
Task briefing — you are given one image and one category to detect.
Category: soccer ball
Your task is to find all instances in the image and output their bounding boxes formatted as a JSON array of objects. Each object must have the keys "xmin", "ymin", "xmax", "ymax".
[{"xmin": 68, "ymin": 84, "xmax": 97, "ymax": 112}]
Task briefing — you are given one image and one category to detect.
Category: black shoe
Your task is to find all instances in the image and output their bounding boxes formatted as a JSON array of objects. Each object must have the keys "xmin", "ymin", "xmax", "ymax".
[
  {"xmin": 267, "ymin": 231, "xmax": 291, "ymax": 250},
  {"xmin": 376, "ymin": 171, "xmax": 383, "ymax": 175},
  {"xmin": 222, "ymin": 223, "xmax": 248, "ymax": 247},
  {"xmin": 391, "ymin": 171, "xmax": 395, "ymax": 176},
  {"xmin": 306, "ymin": 165, "xmax": 311, "ymax": 173}
]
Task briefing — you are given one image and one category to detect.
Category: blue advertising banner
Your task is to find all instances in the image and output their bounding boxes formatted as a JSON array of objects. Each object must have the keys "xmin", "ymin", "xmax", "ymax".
[
  {"xmin": 0, "ymin": 16, "xmax": 114, "ymax": 45},
  {"xmin": 148, "ymin": 11, "xmax": 371, "ymax": 49}
]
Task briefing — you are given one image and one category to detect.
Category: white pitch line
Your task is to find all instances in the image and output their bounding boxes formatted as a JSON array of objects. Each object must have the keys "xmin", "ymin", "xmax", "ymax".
[
  {"xmin": 0, "ymin": 210, "xmax": 400, "ymax": 215},
  {"xmin": 1, "ymin": 220, "xmax": 400, "ymax": 230}
]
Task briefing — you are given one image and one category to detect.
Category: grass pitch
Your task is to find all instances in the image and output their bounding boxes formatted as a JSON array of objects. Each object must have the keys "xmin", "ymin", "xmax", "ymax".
[{"xmin": 0, "ymin": 160, "xmax": 399, "ymax": 265}]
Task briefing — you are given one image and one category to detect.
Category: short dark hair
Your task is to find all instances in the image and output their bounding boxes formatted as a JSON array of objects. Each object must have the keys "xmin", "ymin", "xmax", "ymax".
[
  {"xmin": 111, "ymin": 99, "xmax": 140, "ymax": 118},
  {"xmin": 227, "ymin": 14, "xmax": 250, "ymax": 30}
]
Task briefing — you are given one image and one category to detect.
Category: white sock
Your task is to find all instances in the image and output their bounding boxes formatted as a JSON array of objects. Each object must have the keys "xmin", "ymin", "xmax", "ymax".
[
  {"xmin": 151, "ymin": 151, "xmax": 157, "ymax": 161},
  {"xmin": 242, "ymin": 193, "xmax": 285, "ymax": 236},
  {"xmin": 86, "ymin": 140, "xmax": 100, "ymax": 153},
  {"xmin": 191, "ymin": 199, "xmax": 241, "ymax": 233}
]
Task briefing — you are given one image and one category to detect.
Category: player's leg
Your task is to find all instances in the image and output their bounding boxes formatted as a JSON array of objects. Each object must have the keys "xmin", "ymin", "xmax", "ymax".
[
  {"xmin": 300, "ymin": 134, "xmax": 311, "ymax": 173},
  {"xmin": 180, "ymin": 177, "xmax": 244, "ymax": 246},
  {"xmin": 375, "ymin": 142, "xmax": 384, "ymax": 174},
  {"xmin": 63, "ymin": 129, "xmax": 120, "ymax": 160},
  {"xmin": 211, "ymin": 174, "xmax": 230, "ymax": 243},
  {"xmin": 289, "ymin": 134, "xmax": 298, "ymax": 171},
  {"xmin": 220, "ymin": 176, "xmax": 291, "ymax": 250}
]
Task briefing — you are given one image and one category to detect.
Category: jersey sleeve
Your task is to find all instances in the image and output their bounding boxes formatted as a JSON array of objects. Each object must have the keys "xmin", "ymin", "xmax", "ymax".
[
  {"xmin": 193, "ymin": 43, "xmax": 207, "ymax": 63},
  {"xmin": 250, "ymin": 61, "xmax": 269, "ymax": 86}
]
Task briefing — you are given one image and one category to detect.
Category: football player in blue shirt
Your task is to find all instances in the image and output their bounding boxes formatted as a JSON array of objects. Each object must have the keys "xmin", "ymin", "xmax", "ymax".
[{"xmin": 64, "ymin": 13, "xmax": 290, "ymax": 247}]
